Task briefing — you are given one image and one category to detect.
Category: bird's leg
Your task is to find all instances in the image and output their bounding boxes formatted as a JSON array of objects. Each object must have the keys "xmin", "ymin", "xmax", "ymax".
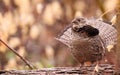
[
  {"xmin": 80, "ymin": 62, "xmax": 92, "ymax": 71},
  {"xmin": 91, "ymin": 61, "xmax": 100, "ymax": 75},
  {"xmin": 79, "ymin": 62, "xmax": 88, "ymax": 72},
  {"xmin": 94, "ymin": 62, "xmax": 99, "ymax": 72},
  {"xmin": 79, "ymin": 63, "xmax": 84, "ymax": 69},
  {"xmin": 79, "ymin": 63, "xmax": 88, "ymax": 74},
  {"xmin": 92, "ymin": 61, "xmax": 104, "ymax": 75},
  {"xmin": 84, "ymin": 61, "xmax": 92, "ymax": 67}
]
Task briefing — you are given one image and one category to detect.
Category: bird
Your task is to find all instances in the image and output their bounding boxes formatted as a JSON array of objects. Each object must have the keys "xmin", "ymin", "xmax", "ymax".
[{"xmin": 56, "ymin": 17, "xmax": 117, "ymax": 72}]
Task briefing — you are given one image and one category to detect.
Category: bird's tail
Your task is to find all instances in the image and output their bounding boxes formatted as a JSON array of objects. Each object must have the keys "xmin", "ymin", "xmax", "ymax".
[
  {"xmin": 55, "ymin": 25, "xmax": 72, "ymax": 47},
  {"xmin": 87, "ymin": 19, "xmax": 117, "ymax": 47}
]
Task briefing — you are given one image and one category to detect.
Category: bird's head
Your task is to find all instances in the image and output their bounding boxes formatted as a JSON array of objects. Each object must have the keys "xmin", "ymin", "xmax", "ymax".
[{"xmin": 72, "ymin": 24, "xmax": 99, "ymax": 37}]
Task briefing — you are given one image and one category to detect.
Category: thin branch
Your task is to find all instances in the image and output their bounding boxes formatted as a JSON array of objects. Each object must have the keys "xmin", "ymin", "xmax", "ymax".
[{"xmin": 0, "ymin": 38, "xmax": 34, "ymax": 69}]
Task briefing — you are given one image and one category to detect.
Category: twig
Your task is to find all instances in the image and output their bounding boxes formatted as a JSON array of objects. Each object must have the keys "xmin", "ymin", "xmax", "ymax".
[
  {"xmin": 0, "ymin": 38, "xmax": 34, "ymax": 69},
  {"xmin": 99, "ymin": 9, "xmax": 114, "ymax": 19}
]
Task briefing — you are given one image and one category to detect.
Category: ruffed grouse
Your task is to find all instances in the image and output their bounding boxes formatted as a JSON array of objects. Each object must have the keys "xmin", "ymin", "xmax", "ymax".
[{"xmin": 56, "ymin": 17, "xmax": 117, "ymax": 69}]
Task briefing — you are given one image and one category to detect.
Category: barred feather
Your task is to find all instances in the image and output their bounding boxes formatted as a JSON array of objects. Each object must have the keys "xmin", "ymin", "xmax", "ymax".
[{"xmin": 86, "ymin": 18, "xmax": 117, "ymax": 47}]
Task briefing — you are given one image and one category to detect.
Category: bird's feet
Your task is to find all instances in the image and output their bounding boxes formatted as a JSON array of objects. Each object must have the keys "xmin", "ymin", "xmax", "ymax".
[{"xmin": 92, "ymin": 64, "xmax": 104, "ymax": 75}]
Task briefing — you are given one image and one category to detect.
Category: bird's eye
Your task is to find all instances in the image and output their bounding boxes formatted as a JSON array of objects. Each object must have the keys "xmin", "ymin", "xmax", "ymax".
[
  {"xmin": 72, "ymin": 25, "xmax": 79, "ymax": 32},
  {"xmin": 72, "ymin": 25, "xmax": 83, "ymax": 32}
]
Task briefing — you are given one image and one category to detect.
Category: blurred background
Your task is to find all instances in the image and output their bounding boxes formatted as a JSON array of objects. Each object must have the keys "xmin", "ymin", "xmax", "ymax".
[{"xmin": 0, "ymin": 0, "xmax": 119, "ymax": 70}]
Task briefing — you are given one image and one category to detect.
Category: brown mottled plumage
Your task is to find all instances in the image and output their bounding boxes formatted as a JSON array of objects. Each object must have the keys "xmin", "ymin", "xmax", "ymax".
[
  {"xmin": 70, "ymin": 36, "xmax": 104, "ymax": 65},
  {"xmin": 56, "ymin": 17, "xmax": 117, "ymax": 66}
]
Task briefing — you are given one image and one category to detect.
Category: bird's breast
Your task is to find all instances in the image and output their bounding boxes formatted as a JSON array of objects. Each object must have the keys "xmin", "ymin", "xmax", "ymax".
[{"xmin": 70, "ymin": 36, "xmax": 105, "ymax": 63}]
